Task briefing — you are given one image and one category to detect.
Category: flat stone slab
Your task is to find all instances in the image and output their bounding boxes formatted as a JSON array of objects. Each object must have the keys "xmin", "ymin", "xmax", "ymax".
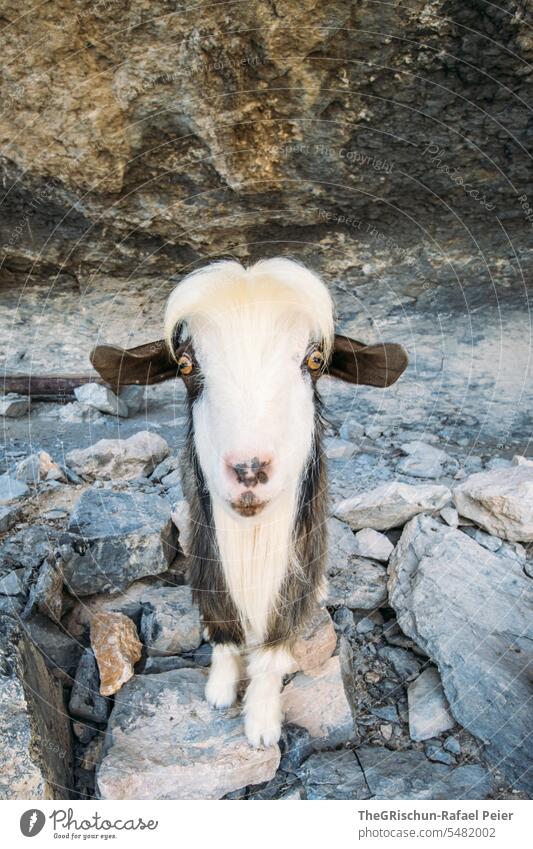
[
  {"xmin": 96, "ymin": 668, "xmax": 280, "ymax": 799},
  {"xmin": 282, "ymin": 655, "xmax": 354, "ymax": 747},
  {"xmin": 327, "ymin": 556, "xmax": 388, "ymax": 609},
  {"xmin": 139, "ymin": 585, "xmax": 202, "ymax": 655},
  {"xmin": 408, "ymin": 667, "xmax": 454, "ymax": 741}
]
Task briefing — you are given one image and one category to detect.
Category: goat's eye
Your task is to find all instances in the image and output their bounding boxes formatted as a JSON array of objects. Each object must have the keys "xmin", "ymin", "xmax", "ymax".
[
  {"xmin": 307, "ymin": 350, "xmax": 324, "ymax": 371},
  {"xmin": 177, "ymin": 353, "xmax": 193, "ymax": 376}
]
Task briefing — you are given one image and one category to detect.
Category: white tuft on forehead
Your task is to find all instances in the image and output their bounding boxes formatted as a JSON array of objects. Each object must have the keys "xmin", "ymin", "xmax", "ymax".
[{"xmin": 164, "ymin": 258, "xmax": 334, "ymax": 358}]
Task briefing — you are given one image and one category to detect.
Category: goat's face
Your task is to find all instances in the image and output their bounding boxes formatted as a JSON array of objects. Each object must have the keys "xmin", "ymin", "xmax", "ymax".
[
  {"xmin": 165, "ymin": 260, "xmax": 334, "ymax": 520},
  {"xmin": 189, "ymin": 315, "xmax": 321, "ymax": 518}
]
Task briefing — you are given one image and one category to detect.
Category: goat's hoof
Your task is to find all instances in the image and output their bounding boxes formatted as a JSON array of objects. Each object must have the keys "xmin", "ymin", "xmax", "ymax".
[
  {"xmin": 244, "ymin": 712, "xmax": 282, "ymax": 748},
  {"xmin": 205, "ymin": 677, "xmax": 237, "ymax": 709}
]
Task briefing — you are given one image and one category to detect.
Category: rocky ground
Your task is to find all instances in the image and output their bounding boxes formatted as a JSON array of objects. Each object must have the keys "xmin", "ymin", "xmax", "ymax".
[{"xmin": 0, "ymin": 340, "xmax": 531, "ymax": 799}]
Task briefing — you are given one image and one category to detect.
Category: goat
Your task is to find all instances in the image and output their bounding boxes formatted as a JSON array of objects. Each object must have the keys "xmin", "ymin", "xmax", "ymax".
[{"xmin": 91, "ymin": 258, "xmax": 407, "ymax": 747}]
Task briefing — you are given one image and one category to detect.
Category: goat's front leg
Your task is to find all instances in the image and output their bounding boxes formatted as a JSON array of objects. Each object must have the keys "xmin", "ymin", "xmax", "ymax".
[
  {"xmin": 244, "ymin": 645, "xmax": 293, "ymax": 747},
  {"xmin": 205, "ymin": 642, "xmax": 242, "ymax": 708}
]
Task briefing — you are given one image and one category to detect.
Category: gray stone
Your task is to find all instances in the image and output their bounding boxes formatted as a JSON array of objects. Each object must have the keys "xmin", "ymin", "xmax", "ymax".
[
  {"xmin": 96, "ymin": 668, "xmax": 280, "ymax": 799},
  {"xmin": 0, "ymin": 393, "xmax": 29, "ymax": 418},
  {"xmin": 408, "ymin": 668, "xmax": 454, "ymax": 741},
  {"xmin": 333, "ymin": 482, "xmax": 451, "ymax": 531},
  {"xmin": 25, "ymin": 614, "xmax": 83, "ymax": 676},
  {"xmin": 192, "ymin": 643, "xmax": 213, "ymax": 667},
  {"xmin": 170, "ymin": 499, "xmax": 191, "ymax": 555},
  {"xmin": 0, "ymin": 525, "xmax": 59, "ymax": 575},
  {"xmin": 63, "ymin": 487, "xmax": 178, "ymax": 595},
  {"xmin": 139, "ymin": 585, "xmax": 202, "ymax": 655},
  {"xmin": 463, "ymin": 526, "xmax": 502, "ymax": 552},
  {"xmin": 332, "ymin": 607, "xmax": 354, "ymax": 631},
  {"xmin": 0, "ymin": 474, "xmax": 28, "ymax": 505},
  {"xmin": 323, "ymin": 436, "xmax": 357, "ymax": 459},
  {"xmin": 0, "ymin": 617, "xmax": 72, "ymax": 799},
  {"xmin": 356, "ymin": 746, "xmax": 492, "ymax": 800},
  {"xmin": 66, "ymin": 430, "xmax": 169, "ymax": 480},
  {"xmin": 339, "ymin": 418, "xmax": 365, "ymax": 441},
  {"xmin": 327, "ymin": 517, "xmax": 358, "ymax": 572},
  {"xmin": 69, "ymin": 649, "xmax": 110, "ymax": 723},
  {"xmin": 15, "ymin": 455, "xmax": 41, "ymax": 484},
  {"xmin": 371, "ymin": 705, "xmax": 399, "ymax": 723},
  {"xmin": 23, "ymin": 557, "xmax": 63, "ymax": 622},
  {"xmin": 297, "ymin": 749, "xmax": 369, "ymax": 800},
  {"xmin": 141, "ymin": 655, "xmax": 195, "ymax": 674},
  {"xmin": 425, "ymin": 742, "xmax": 455, "ymax": 765},
  {"xmin": 150, "ymin": 455, "xmax": 181, "ymax": 483},
  {"xmin": 453, "ymin": 466, "xmax": 533, "ymax": 542},
  {"xmin": 161, "ymin": 468, "xmax": 182, "ymax": 488},
  {"xmin": 443, "ymin": 735, "xmax": 461, "ymax": 755},
  {"xmin": 352, "ymin": 528, "xmax": 393, "ymax": 561},
  {"xmin": 388, "ymin": 514, "xmax": 533, "ymax": 792},
  {"xmin": 74, "ymin": 382, "xmax": 129, "ymax": 417},
  {"xmin": 440, "ymin": 505, "xmax": 459, "ymax": 527},
  {"xmin": 328, "ymin": 556, "xmax": 388, "ymax": 609},
  {"xmin": 0, "ymin": 570, "xmax": 25, "ymax": 596},
  {"xmin": 118, "ymin": 385, "xmax": 145, "ymax": 414},
  {"xmin": 379, "ymin": 645, "xmax": 421, "ymax": 680},
  {"xmin": 0, "ymin": 504, "xmax": 21, "ymax": 533},
  {"xmin": 397, "ymin": 440, "xmax": 451, "ymax": 479},
  {"xmin": 355, "ymin": 616, "xmax": 376, "ymax": 634}
]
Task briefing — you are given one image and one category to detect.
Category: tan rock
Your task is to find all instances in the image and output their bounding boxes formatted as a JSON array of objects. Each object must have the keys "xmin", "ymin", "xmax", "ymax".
[
  {"xmin": 90, "ymin": 612, "xmax": 142, "ymax": 696},
  {"xmin": 282, "ymin": 655, "xmax": 354, "ymax": 744},
  {"xmin": 66, "ymin": 431, "xmax": 169, "ymax": 480},
  {"xmin": 291, "ymin": 607, "xmax": 336, "ymax": 674}
]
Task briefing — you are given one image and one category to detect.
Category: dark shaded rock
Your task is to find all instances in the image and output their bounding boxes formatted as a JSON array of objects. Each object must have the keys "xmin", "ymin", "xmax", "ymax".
[
  {"xmin": 23, "ymin": 556, "xmax": 63, "ymax": 623},
  {"xmin": 63, "ymin": 488, "xmax": 178, "ymax": 595},
  {"xmin": 0, "ymin": 616, "xmax": 73, "ymax": 799},
  {"xmin": 25, "ymin": 614, "xmax": 83, "ymax": 677},
  {"xmin": 69, "ymin": 650, "xmax": 109, "ymax": 723},
  {"xmin": 378, "ymin": 645, "xmax": 421, "ymax": 681}
]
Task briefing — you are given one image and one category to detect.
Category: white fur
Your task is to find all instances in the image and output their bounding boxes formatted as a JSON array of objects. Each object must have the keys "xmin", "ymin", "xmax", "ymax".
[
  {"xmin": 164, "ymin": 259, "xmax": 334, "ymax": 746},
  {"xmin": 243, "ymin": 646, "xmax": 294, "ymax": 747},
  {"xmin": 205, "ymin": 643, "xmax": 242, "ymax": 708}
]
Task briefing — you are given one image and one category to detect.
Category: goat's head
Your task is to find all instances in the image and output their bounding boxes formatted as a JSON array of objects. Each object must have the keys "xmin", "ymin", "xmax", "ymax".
[
  {"xmin": 163, "ymin": 259, "xmax": 406, "ymax": 520},
  {"xmin": 90, "ymin": 258, "xmax": 408, "ymax": 521},
  {"xmin": 163, "ymin": 260, "xmax": 333, "ymax": 517}
]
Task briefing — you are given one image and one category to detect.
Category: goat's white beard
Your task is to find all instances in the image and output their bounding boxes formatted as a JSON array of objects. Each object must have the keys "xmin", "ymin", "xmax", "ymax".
[{"xmin": 211, "ymin": 487, "xmax": 298, "ymax": 645}]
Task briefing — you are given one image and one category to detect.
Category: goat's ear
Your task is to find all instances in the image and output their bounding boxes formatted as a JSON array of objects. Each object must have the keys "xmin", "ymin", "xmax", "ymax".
[
  {"xmin": 328, "ymin": 333, "xmax": 408, "ymax": 387},
  {"xmin": 90, "ymin": 339, "xmax": 177, "ymax": 390}
]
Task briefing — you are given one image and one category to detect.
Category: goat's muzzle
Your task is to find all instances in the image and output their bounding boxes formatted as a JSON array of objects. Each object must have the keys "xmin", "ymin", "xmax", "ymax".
[{"xmin": 230, "ymin": 489, "xmax": 267, "ymax": 517}]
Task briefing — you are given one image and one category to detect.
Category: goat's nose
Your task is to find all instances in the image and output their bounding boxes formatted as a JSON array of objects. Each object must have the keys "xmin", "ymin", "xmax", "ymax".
[{"xmin": 224, "ymin": 453, "xmax": 273, "ymax": 487}]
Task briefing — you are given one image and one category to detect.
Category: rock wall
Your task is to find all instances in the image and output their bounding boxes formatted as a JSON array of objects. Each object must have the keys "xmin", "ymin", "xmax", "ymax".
[{"xmin": 0, "ymin": 0, "xmax": 532, "ymax": 279}]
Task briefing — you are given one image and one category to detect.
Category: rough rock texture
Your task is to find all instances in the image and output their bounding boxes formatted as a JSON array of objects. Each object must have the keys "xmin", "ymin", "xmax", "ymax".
[
  {"xmin": 90, "ymin": 611, "xmax": 142, "ymax": 696},
  {"xmin": 291, "ymin": 607, "xmax": 337, "ymax": 674},
  {"xmin": 352, "ymin": 528, "xmax": 394, "ymax": 561},
  {"xmin": 407, "ymin": 667, "xmax": 454, "ymax": 742},
  {"xmin": 334, "ymin": 482, "xmax": 451, "ymax": 530},
  {"xmin": 0, "ymin": 1, "xmax": 531, "ymax": 283},
  {"xmin": 66, "ymin": 431, "xmax": 169, "ymax": 480},
  {"xmin": 170, "ymin": 500, "xmax": 192, "ymax": 555},
  {"xmin": 96, "ymin": 668, "xmax": 280, "ymax": 799},
  {"xmin": 282, "ymin": 655, "xmax": 354, "ymax": 746},
  {"xmin": 63, "ymin": 487, "xmax": 177, "ymax": 595},
  {"xmin": 69, "ymin": 649, "xmax": 109, "ymax": 723},
  {"xmin": 0, "ymin": 617, "xmax": 72, "ymax": 799},
  {"xmin": 453, "ymin": 466, "xmax": 533, "ymax": 542},
  {"xmin": 139, "ymin": 585, "xmax": 202, "ymax": 656},
  {"xmin": 0, "ymin": 474, "xmax": 28, "ymax": 504},
  {"xmin": 388, "ymin": 514, "xmax": 533, "ymax": 792},
  {"xmin": 0, "ymin": 394, "xmax": 29, "ymax": 417},
  {"xmin": 355, "ymin": 747, "xmax": 492, "ymax": 801},
  {"xmin": 74, "ymin": 383, "xmax": 128, "ymax": 418},
  {"xmin": 327, "ymin": 556, "xmax": 388, "ymax": 609}
]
